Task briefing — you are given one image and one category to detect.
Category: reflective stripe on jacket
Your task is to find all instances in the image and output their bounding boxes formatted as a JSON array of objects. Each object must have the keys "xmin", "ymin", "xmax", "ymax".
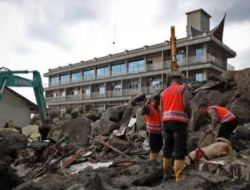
[{"xmin": 209, "ymin": 106, "xmax": 236, "ymax": 123}]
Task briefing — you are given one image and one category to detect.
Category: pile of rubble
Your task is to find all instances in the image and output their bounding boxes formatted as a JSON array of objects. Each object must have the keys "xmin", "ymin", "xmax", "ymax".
[{"xmin": 2, "ymin": 68, "xmax": 250, "ymax": 189}]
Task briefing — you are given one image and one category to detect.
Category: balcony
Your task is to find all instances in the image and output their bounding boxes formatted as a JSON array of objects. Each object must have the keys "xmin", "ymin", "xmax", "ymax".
[
  {"xmin": 46, "ymin": 54, "xmax": 226, "ymax": 88},
  {"xmin": 46, "ymin": 88, "xmax": 145, "ymax": 103}
]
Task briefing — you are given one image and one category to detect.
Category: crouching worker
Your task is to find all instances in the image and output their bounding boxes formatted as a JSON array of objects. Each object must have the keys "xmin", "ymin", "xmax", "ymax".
[
  {"xmin": 141, "ymin": 95, "xmax": 163, "ymax": 160},
  {"xmin": 198, "ymin": 104, "xmax": 238, "ymax": 141},
  {"xmin": 185, "ymin": 137, "xmax": 233, "ymax": 165}
]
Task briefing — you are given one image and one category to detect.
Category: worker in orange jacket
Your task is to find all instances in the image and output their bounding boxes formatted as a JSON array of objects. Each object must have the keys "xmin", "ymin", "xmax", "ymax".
[
  {"xmin": 198, "ymin": 104, "xmax": 238, "ymax": 140},
  {"xmin": 161, "ymin": 76, "xmax": 191, "ymax": 182},
  {"xmin": 141, "ymin": 95, "xmax": 163, "ymax": 160}
]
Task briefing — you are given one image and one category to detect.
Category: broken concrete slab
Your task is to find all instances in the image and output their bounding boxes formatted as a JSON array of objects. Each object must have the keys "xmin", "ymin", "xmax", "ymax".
[
  {"xmin": 85, "ymin": 111, "xmax": 101, "ymax": 122},
  {"xmin": 48, "ymin": 118, "xmax": 91, "ymax": 145},
  {"xmin": 109, "ymin": 136, "xmax": 132, "ymax": 151},
  {"xmin": 129, "ymin": 92, "xmax": 146, "ymax": 106},
  {"xmin": 21, "ymin": 125, "xmax": 39, "ymax": 137},
  {"xmin": 91, "ymin": 119, "xmax": 120, "ymax": 136}
]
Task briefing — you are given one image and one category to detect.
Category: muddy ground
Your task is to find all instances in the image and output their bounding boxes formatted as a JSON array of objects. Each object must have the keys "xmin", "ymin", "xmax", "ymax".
[{"xmin": 12, "ymin": 160, "xmax": 250, "ymax": 190}]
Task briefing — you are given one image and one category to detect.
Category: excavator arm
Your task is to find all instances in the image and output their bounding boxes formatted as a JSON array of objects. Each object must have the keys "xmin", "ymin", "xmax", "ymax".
[{"xmin": 0, "ymin": 67, "xmax": 48, "ymax": 127}]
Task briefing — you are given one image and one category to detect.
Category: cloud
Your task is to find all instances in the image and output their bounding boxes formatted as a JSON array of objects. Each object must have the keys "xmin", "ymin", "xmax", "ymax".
[
  {"xmin": 3, "ymin": 0, "xmax": 110, "ymax": 47},
  {"xmin": 14, "ymin": 46, "xmax": 33, "ymax": 54}
]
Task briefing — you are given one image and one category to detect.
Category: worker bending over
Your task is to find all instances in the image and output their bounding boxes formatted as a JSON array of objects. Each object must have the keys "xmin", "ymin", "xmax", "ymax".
[
  {"xmin": 161, "ymin": 76, "xmax": 191, "ymax": 182},
  {"xmin": 198, "ymin": 104, "xmax": 238, "ymax": 140},
  {"xmin": 141, "ymin": 95, "xmax": 163, "ymax": 160}
]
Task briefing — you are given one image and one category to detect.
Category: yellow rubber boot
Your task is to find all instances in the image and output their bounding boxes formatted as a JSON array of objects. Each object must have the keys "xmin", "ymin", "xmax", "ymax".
[
  {"xmin": 163, "ymin": 158, "xmax": 173, "ymax": 179},
  {"xmin": 149, "ymin": 152, "xmax": 158, "ymax": 160},
  {"xmin": 174, "ymin": 160, "xmax": 185, "ymax": 182}
]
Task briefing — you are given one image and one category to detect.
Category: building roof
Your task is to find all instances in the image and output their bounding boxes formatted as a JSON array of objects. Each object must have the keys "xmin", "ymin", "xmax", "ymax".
[
  {"xmin": 5, "ymin": 87, "xmax": 38, "ymax": 113},
  {"xmin": 186, "ymin": 8, "xmax": 212, "ymax": 18}
]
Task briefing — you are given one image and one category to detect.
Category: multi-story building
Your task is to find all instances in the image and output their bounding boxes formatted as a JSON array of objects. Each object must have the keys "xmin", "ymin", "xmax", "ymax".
[{"xmin": 44, "ymin": 9, "xmax": 236, "ymax": 112}]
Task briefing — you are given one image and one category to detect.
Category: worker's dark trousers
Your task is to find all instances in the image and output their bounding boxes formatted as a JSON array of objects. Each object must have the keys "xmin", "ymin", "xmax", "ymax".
[
  {"xmin": 163, "ymin": 121, "xmax": 188, "ymax": 160},
  {"xmin": 147, "ymin": 132, "xmax": 163, "ymax": 153},
  {"xmin": 218, "ymin": 118, "xmax": 238, "ymax": 140}
]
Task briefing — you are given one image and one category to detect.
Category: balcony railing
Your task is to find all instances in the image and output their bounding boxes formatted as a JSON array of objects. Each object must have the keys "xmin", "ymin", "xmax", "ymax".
[
  {"xmin": 46, "ymin": 87, "xmax": 164, "ymax": 103},
  {"xmin": 47, "ymin": 55, "xmax": 226, "ymax": 87}
]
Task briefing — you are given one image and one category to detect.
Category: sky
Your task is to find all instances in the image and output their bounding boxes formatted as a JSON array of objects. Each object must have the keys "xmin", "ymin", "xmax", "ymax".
[{"xmin": 1, "ymin": 0, "xmax": 250, "ymax": 103}]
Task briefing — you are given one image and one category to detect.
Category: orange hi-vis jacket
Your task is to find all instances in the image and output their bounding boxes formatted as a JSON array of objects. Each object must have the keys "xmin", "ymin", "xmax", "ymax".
[
  {"xmin": 145, "ymin": 105, "xmax": 162, "ymax": 133},
  {"xmin": 161, "ymin": 84, "xmax": 187, "ymax": 123},
  {"xmin": 209, "ymin": 106, "xmax": 236, "ymax": 123}
]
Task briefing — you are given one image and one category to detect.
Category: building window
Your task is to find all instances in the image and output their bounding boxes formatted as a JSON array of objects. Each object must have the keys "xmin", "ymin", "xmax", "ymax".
[
  {"xmin": 98, "ymin": 87, "xmax": 105, "ymax": 94},
  {"xmin": 195, "ymin": 48, "xmax": 203, "ymax": 62},
  {"xmin": 86, "ymin": 89, "xmax": 90, "ymax": 95},
  {"xmin": 195, "ymin": 73, "xmax": 203, "ymax": 82},
  {"xmin": 97, "ymin": 66, "xmax": 109, "ymax": 79},
  {"xmin": 152, "ymin": 80, "xmax": 163, "ymax": 89},
  {"xmin": 71, "ymin": 89, "xmax": 79, "ymax": 95},
  {"xmin": 71, "ymin": 71, "xmax": 81, "ymax": 82},
  {"xmin": 61, "ymin": 91, "xmax": 65, "ymax": 97},
  {"xmin": 128, "ymin": 82, "xmax": 139, "ymax": 90},
  {"xmin": 128, "ymin": 60, "xmax": 144, "ymax": 74},
  {"xmin": 114, "ymin": 84, "xmax": 121, "ymax": 91},
  {"xmin": 112, "ymin": 63, "xmax": 126, "ymax": 76},
  {"xmin": 61, "ymin": 74, "xmax": 70, "ymax": 84},
  {"xmin": 83, "ymin": 69, "xmax": 95, "ymax": 81},
  {"xmin": 50, "ymin": 76, "xmax": 59, "ymax": 86},
  {"xmin": 177, "ymin": 53, "xmax": 184, "ymax": 66}
]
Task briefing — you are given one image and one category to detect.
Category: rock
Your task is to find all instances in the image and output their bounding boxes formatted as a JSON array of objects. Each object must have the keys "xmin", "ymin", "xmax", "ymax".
[
  {"xmin": 83, "ymin": 173, "xmax": 103, "ymax": 190},
  {"xmin": 85, "ymin": 111, "xmax": 101, "ymax": 122},
  {"xmin": 79, "ymin": 107, "xmax": 84, "ymax": 114},
  {"xmin": 128, "ymin": 165, "xmax": 142, "ymax": 175},
  {"xmin": 71, "ymin": 108, "xmax": 79, "ymax": 119},
  {"xmin": 231, "ymin": 105, "xmax": 250, "ymax": 124},
  {"xmin": 109, "ymin": 136, "xmax": 131, "ymax": 151},
  {"xmin": 221, "ymin": 70, "xmax": 237, "ymax": 82},
  {"xmin": 235, "ymin": 125, "xmax": 250, "ymax": 141},
  {"xmin": 65, "ymin": 107, "xmax": 73, "ymax": 115},
  {"xmin": 65, "ymin": 114, "xmax": 72, "ymax": 120},
  {"xmin": 0, "ymin": 131, "xmax": 27, "ymax": 162},
  {"xmin": 48, "ymin": 118, "xmax": 91, "ymax": 145},
  {"xmin": 136, "ymin": 107, "xmax": 146, "ymax": 130},
  {"xmin": 129, "ymin": 92, "xmax": 146, "ymax": 106},
  {"xmin": 47, "ymin": 126, "xmax": 62, "ymax": 142},
  {"xmin": 14, "ymin": 182, "xmax": 49, "ymax": 190},
  {"xmin": 30, "ymin": 114, "xmax": 43, "ymax": 128},
  {"xmin": 0, "ymin": 160, "xmax": 22, "ymax": 190},
  {"xmin": 66, "ymin": 184, "xmax": 85, "ymax": 190},
  {"xmin": 121, "ymin": 105, "xmax": 134, "ymax": 123},
  {"xmin": 48, "ymin": 108, "xmax": 60, "ymax": 119},
  {"xmin": 52, "ymin": 117, "xmax": 62, "ymax": 126},
  {"xmin": 85, "ymin": 104, "xmax": 92, "ymax": 113},
  {"xmin": 91, "ymin": 119, "xmax": 120, "ymax": 136},
  {"xmin": 101, "ymin": 107, "xmax": 120, "ymax": 122}
]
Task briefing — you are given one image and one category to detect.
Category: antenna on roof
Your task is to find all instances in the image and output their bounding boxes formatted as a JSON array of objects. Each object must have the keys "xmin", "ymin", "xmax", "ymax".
[{"xmin": 112, "ymin": 20, "xmax": 117, "ymax": 53}]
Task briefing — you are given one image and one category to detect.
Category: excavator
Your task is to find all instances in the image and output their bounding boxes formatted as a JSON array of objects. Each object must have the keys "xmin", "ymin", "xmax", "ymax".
[
  {"xmin": 167, "ymin": 26, "xmax": 192, "ymax": 86},
  {"xmin": 0, "ymin": 67, "xmax": 49, "ymax": 132}
]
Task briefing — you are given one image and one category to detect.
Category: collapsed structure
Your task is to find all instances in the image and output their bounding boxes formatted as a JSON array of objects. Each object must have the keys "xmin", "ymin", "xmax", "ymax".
[{"xmin": 1, "ymin": 68, "xmax": 250, "ymax": 190}]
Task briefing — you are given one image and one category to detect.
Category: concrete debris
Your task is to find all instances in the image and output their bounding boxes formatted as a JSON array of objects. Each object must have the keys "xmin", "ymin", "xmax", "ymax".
[
  {"xmin": 129, "ymin": 92, "xmax": 146, "ymax": 106},
  {"xmin": 91, "ymin": 119, "xmax": 120, "ymax": 136},
  {"xmin": 4, "ymin": 68, "xmax": 250, "ymax": 189}
]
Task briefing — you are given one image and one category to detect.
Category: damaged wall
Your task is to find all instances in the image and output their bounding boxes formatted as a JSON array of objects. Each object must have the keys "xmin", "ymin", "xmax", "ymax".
[{"xmin": 0, "ymin": 89, "xmax": 32, "ymax": 127}]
